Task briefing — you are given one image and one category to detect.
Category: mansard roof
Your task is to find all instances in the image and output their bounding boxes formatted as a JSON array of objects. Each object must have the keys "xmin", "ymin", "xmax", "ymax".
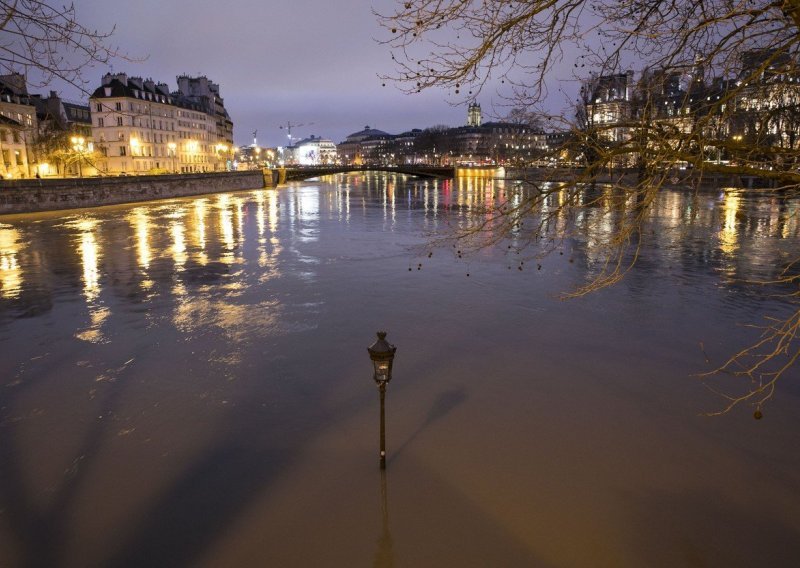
[
  {"xmin": 91, "ymin": 78, "xmax": 171, "ymax": 101},
  {"xmin": 90, "ymin": 78, "xmax": 210, "ymax": 112},
  {"xmin": 63, "ymin": 102, "xmax": 91, "ymax": 124}
]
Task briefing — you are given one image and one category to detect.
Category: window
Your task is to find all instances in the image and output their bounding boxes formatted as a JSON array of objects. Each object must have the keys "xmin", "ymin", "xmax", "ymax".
[
  {"xmin": 12, "ymin": 131, "xmax": 19, "ymax": 143},
  {"xmin": 2, "ymin": 149, "xmax": 9, "ymax": 165},
  {"xmin": 0, "ymin": 130, "xmax": 6, "ymax": 142},
  {"xmin": 15, "ymin": 151, "xmax": 23, "ymax": 165},
  {"xmin": 119, "ymin": 146, "xmax": 127, "ymax": 156},
  {"xmin": 96, "ymin": 103, "xmax": 102, "ymax": 112},
  {"xmin": 115, "ymin": 102, "xmax": 122, "ymax": 111},
  {"xmin": 97, "ymin": 118, "xmax": 104, "ymax": 127},
  {"xmin": 117, "ymin": 116, "xmax": 123, "ymax": 126}
]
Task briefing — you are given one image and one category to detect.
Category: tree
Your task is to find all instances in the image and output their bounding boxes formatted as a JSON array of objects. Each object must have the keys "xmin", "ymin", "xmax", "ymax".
[
  {"xmin": 377, "ymin": 0, "xmax": 800, "ymax": 415},
  {"xmin": 33, "ymin": 124, "xmax": 101, "ymax": 176},
  {"xmin": 0, "ymin": 1, "xmax": 122, "ymax": 92}
]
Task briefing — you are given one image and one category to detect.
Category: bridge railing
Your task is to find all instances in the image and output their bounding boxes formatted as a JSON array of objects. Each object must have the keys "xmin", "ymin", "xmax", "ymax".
[{"xmin": 275, "ymin": 165, "xmax": 455, "ymax": 182}]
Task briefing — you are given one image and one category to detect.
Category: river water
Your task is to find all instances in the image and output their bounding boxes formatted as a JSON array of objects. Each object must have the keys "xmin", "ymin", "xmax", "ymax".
[{"xmin": 0, "ymin": 173, "xmax": 798, "ymax": 567}]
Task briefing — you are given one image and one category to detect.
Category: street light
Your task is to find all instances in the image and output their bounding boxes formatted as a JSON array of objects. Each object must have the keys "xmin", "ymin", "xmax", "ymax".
[{"xmin": 367, "ymin": 331, "xmax": 396, "ymax": 469}]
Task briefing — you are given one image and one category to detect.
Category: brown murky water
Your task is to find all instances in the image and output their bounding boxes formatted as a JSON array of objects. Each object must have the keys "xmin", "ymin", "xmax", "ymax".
[{"xmin": 1, "ymin": 174, "xmax": 799, "ymax": 567}]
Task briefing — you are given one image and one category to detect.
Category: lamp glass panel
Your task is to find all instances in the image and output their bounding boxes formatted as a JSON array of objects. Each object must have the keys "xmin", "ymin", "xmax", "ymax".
[{"xmin": 374, "ymin": 360, "xmax": 390, "ymax": 381}]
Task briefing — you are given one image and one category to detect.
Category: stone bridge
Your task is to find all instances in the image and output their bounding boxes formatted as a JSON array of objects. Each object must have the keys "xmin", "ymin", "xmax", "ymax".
[{"xmin": 279, "ymin": 165, "xmax": 455, "ymax": 182}]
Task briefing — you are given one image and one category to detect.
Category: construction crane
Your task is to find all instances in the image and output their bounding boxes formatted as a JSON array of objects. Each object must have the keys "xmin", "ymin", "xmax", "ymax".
[{"xmin": 279, "ymin": 121, "xmax": 314, "ymax": 146}]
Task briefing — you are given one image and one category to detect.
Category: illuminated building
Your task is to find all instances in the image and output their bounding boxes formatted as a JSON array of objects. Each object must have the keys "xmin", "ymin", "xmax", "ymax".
[
  {"xmin": 467, "ymin": 102, "xmax": 482, "ymax": 127},
  {"xmin": 0, "ymin": 73, "xmax": 36, "ymax": 179},
  {"xmin": 89, "ymin": 73, "xmax": 234, "ymax": 175},
  {"xmin": 584, "ymin": 71, "xmax": 635, "ymax": 145},
  {"xmin": 33, "ymin": 91, "xmax": 94, "ymax": 177},
  {"xmin": 292, "ymin": 135, "xmax": 337, "ymax": 165},
  {"xmin": 337, "ymin": 126, "xmax": 391, "ymax": 165}
]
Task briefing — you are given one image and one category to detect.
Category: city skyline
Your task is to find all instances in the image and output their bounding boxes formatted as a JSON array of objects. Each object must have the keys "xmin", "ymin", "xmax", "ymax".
[{"xmin": 38, "ymin": 0, "xmax": 579, "ymax": 148}]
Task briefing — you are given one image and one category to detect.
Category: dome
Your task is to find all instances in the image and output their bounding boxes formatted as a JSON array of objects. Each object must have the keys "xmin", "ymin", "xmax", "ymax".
[{"xmin": 345, "ymin": 125, "xmax": 391, "ymax": 142}]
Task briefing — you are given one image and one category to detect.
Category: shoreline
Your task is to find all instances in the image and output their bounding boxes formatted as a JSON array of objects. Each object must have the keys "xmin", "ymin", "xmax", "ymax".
[
  {"xmin": 0, "ymin": 167, "xmax": 784, "ymax": 216},
  {"xmin": 0, "ymin": 170, "xmax": 271, "ymax": 215}
]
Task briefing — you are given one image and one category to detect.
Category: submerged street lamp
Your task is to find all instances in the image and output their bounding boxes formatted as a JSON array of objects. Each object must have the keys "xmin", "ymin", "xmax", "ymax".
[{"xmin": 368, "ymin": 331, "xmax": 396, "ymax": 469}]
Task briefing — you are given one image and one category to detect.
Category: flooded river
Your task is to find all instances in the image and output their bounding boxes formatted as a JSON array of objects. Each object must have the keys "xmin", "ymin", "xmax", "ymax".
[{"xmin": 0, "ymin": 173, "xmax": 799, "ymax": 567}]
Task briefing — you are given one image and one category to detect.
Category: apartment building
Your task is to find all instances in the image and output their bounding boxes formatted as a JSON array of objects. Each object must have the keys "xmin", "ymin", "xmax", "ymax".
[
  {"xmin": 0, "ymin": 73, "xmax": 36, "ymax": 179},
  {"xmin": 89, "ymin": 73, "xmax": 233, "ymax": 174}
]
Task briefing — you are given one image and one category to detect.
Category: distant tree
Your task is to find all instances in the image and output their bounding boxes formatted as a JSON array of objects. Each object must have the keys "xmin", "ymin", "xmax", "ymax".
[
  {"xmin": 505, "ymin": 107, "xmax": 544, "ymax": 131},
  {"xmin": 377, "ymin": 0, "xmax": 800, "ymax": 415},
  {"xmin": 0, "ymin": 1, "xmax": 124, "ymax": 92},
  {"xmin": 414, "ymin": 125, "xmax": 453, "ymax": 163}
]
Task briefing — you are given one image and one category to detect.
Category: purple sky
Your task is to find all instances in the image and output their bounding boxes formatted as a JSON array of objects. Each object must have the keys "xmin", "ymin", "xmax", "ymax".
[{"xmin": 51, "ymin": 1, "xmax": 579, "ymax": 147}]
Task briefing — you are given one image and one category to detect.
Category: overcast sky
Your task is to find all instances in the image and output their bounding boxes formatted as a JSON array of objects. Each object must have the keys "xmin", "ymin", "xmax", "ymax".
[{"xmin": 52, "ymin": 0, "xmax": 578, "ymax": 147}]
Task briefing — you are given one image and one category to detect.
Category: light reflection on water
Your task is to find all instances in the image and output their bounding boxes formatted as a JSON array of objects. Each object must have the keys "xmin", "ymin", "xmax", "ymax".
[
  {"xmin": 0, "ymin": 173, "xmax": 799, "ymax": 567},
  {"xmin": 0, "ymin": 225, "xmax": 22, "ymax": 299}
]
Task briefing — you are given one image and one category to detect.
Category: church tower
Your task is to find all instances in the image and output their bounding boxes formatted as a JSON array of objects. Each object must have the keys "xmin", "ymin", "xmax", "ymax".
[{"xmin": 467, "ymin": 102, "xmax": 482, "ymax": 127}]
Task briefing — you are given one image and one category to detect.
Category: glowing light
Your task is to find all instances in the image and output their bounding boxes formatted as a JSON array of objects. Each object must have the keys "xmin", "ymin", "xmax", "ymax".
[
  {"xmin": 129, "ymin": 208, "xmax": 152, "ymax": 270},
  {"xmin": 218, "ymin": 194, "xmax": 235, "ymax": 262},
  {"xmin": 255, "ymin": 190, "xmax": 266, "ymax": 238},
  {"xmin": 268, "ymin": 190, "xmax": 279, "ymax": 233},
  {"xmin": 192, "ymin": 199, "xmax": 207, "ymax": 255},
  {"xmin": 720, "ymin": 191, "xmax": 741, "ymax": 257},
  {"xmin": 171, "ymin": 216, "xmax": 187, "ymax": 269},
  {"xmin": 77, "ymin": 219, "xmax": 101, "ymax": 301},
  {"xmin": 0, "ymin": 226, "xmax": 22, "ymax": 299}
]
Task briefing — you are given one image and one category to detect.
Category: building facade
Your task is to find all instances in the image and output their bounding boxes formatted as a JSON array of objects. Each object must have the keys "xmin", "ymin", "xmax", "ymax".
[
  {"xmin": 585, "ymin": 71, "xmax": 635, "ymax": 144},
  {"xmin": 33, "ymin": 90, "xmax": 94, "ymax": 177},
  {"xmin": 292, "ymin": 135, "xmax": 337, "ymax": 165},
  {"xmin": 0, "ymin": 74, "xmax": 36, "ymax": 179},
  {"xmin": 337, "ymin": 126, "xmax": 392, "ymax": 165},
  {"xmin": 89, "ymin": 73, "xmax": 233, "ymax": 175}
]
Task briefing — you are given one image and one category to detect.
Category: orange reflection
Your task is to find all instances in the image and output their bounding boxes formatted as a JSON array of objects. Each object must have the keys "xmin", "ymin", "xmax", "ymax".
[
  {"xmin": 171, "ymin": 214, "xmax": 188, "ymax": 269},
  {"xmin": 234, "ymin": 197, "xmax": 245, "ymax": 246},
  {"xmin": 75, "ymin": 306, "xmax": 110, "ymax": 343},
  {"xmin": 192, "ymin": 199, "xmax": 208, "ymax": 259},
  {"xmin": 218, "ymin": 194, "xmax": 235, "ymax": 264},
  {"xmin": 128, "ymin": 208, "xmax": 152, "ymax": 270},
  {"xmin": 719, "ymin": 191, "xmax": 741, "ymax": 256},
  {"xmin": 255, "ymin": 190, "xmax": 266, "ymax": 240},
  {"xmin": 0, "ymin": 225, "xmax": 22, "ymax": 299},
  {"xmin": 76, "ymin": 218, "xmax": 101, "ymax": 301}
]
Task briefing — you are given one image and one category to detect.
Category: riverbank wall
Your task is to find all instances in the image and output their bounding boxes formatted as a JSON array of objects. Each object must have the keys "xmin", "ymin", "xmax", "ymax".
[{"xmin": 0, "ymin": 170, "xmax": 272, "ymax": 215}]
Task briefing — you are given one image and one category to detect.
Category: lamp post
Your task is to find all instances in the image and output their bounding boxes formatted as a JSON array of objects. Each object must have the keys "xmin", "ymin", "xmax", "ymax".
[{"xmin": 367, "ymin": 331, "xmax": 396, "ymax": 470}]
